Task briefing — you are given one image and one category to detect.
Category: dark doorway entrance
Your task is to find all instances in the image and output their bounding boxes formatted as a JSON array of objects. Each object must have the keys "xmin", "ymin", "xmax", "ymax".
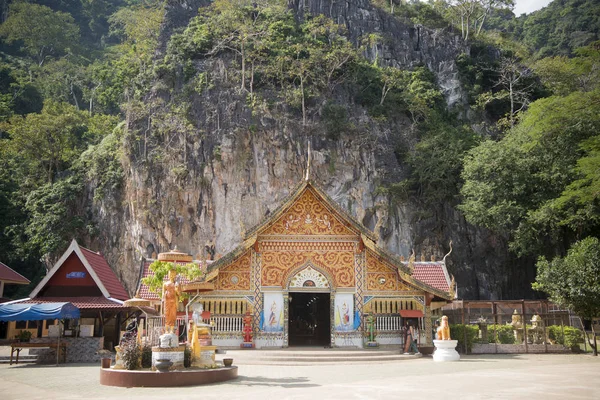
[{"xmin": 288, "ymin": 292, "xmax": 330, "ymax": 347}]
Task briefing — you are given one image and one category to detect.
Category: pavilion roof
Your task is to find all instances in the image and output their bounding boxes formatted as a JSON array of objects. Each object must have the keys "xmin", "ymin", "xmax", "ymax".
[
  {"xmin": 17, "ymin": 296, "xmax": 126, "ymax": 309},
  {"xmin": 409, "ymin": 262, "xmax": 451, "ymax": 293},
  {"xmin": 29, "ymin": 239, "xmax": 129, "ymax": 301},
  {"xmin": 0, "ymin": 261, "xmax": 30, "ymax": 285}
]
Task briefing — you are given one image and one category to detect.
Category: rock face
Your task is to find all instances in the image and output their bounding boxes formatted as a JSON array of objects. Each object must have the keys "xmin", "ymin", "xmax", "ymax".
[{"xmin": 85, "ymin": 0, "xmax": 536, "ymax": 300}]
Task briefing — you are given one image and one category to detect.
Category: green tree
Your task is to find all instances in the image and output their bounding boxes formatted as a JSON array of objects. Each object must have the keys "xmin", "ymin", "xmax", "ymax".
[
  {"xmin": 0, "ymin": 2, "xmax": 80, "ymax": 66},
  {"xmin": 1, "ymin": 100, "xmax": 117, "ymax": 186},
  {"xmin": 141, "ymin": 260, "xmax": 206, "ymax": 299},
  {"xmin": 533, "ymin": 237, "xmax": 600, "ymax": 322},
  {"xmin": 24, "ymin": 174, "xmax": 85, "ymax": 256},
  {"xmin": 460, "ymin": 89, "xmax": 600, "ymax": 255}
]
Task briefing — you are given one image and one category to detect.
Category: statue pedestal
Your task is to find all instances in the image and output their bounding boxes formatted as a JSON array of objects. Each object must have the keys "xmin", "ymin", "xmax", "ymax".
[
  {"xmin": 192, "ymin": 345, "xmax": 217, "ymax": 368},
  {"xmin": 240, "ymin": 342, "xmax": 255, "ymax": 349},
  {"xmin": 433, "ymin": 340, "xmax": 460, "ymax": 362},
  {"xmin": 365, "ymin": 341, "xmax": 379, "ymax": 348},
  {"xmin": 152, "ymin": 345, "xmax": 185, "ymax": 370}
]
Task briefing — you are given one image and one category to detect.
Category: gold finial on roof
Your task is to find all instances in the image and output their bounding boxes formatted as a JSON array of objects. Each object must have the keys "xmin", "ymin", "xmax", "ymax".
[
  {"xmin": 305, "ymin": 139, "xmax": 311, "ymax": 181},
  {"xmin": 420, "ymin": 253, "xmax": 425, "ymax": 262},
  {"xmin": 408, "ymin": 249, "xmax": 415, "ymax": 272},
  {"xmin": 431, "ymin": 255, "xmax": 436, "ymax": 262},
  {"xmin": 449, "ymin": 275, "xmax": 456, "ymax": 299}
]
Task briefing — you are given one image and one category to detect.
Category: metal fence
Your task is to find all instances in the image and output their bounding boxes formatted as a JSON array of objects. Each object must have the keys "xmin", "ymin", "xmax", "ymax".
[{"xmin": 439, "ymin": 300, "xmax": 585, "ymax": 354}]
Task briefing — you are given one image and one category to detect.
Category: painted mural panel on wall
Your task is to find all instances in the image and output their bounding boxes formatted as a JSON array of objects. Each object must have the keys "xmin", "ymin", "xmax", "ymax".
[
  {"xmin": 334, "ymin": 293, "xmax": 354, "ymax": 331},
  {"xmin": 262, "ymin": 250, "xmax": 355, "ymax": 287},
  {"xmin": 216, "ymin": 251, "xmax": 251, "ymax": 291},
  {"xmin": 261, "ymin": 189, "xmax": 355, "ymax": 236},
  {"xmin": 289, "ymin": 266, "xmax": 330, "ymax": 288},
  {"xmin": 366, "ymin": 250, "xmax": 412, "ymax": 292},
  {"xmin": 262, "ymin": 292, "xmax": 284, "ymax": 332}
]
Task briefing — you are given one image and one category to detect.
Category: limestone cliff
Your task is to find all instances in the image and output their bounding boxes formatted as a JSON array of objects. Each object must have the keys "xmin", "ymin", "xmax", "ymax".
[{"xmin": 85, "ymin": 0, "xmax": 536, "ymax": 300}]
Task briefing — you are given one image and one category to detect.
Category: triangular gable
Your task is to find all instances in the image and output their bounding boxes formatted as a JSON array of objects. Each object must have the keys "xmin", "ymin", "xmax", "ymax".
[
  {"xmin": 245, "ymin": 181, "xmax": 377, "ymax": 240},
  {"xmin": 30, "ymin": 239, "xmax": 128, "ymax": 300},
  {"xmin": 362, "ymin": 236, "xmax": 452, "ymax": 300},
  {"xmin": 0, "ymin": 261, "xmax": 30, "ymax": 285}
]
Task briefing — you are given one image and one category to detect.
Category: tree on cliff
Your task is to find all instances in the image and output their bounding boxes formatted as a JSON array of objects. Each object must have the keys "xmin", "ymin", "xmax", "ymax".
[{"xmin": 0, "ymin": 2, "xmax": 80, "ymax": 66}]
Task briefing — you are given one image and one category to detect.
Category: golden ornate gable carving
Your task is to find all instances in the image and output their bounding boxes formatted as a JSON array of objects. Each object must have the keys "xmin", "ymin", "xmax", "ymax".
[
  {"xmin": 262, "ymin": 250, "xmax": 355, "ymax": 287},
  {"xmin": 215, "ymin": 251, "xmax": 251, "ymax": 291},
  {"xmin": 366, "ymin": 250, "xmax": 412, "ymax": 292},
  {"xmin": 261, "ymin": 189, "xmax": 355, "ymax": 236}
]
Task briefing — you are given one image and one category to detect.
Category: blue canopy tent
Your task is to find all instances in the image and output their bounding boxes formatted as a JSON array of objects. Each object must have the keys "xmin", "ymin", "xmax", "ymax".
[
  {"xmin": 0, "ymin": 302, "xmax": 80, "ymax": 365},
  {"xmin": 0, "ymin": 302, "xmax": 80, "ymax": 322}
]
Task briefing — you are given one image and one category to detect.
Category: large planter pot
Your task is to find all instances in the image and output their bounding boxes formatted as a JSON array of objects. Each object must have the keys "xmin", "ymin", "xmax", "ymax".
[
  {"xmin": 155, "ymin": 359, "xmax": 173, "ymax": 373},
  {"xmin": 101, "ymin": 358, "xmax": 112, "ymax": 369}
]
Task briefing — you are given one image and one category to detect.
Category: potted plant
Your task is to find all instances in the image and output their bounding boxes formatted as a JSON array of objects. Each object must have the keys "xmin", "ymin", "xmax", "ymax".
[{"xmin": 15, "ymin": 330, "xmax": 32, "ymax": 342}]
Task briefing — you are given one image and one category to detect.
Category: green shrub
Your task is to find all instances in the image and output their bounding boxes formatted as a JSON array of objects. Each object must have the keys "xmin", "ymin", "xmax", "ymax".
[
  {"xmin": 15, "ymin": 330, "xmax": 32, "ymax": 342},
  {"xmin": 449, "ymin": 324, "xmax": 478, "ymax": 353},
  {"xmin": 488, "ymin": 324, "xmax": 516, "ymax": 344},
  {"xmin": 141, "ymin": 344, "xmax": 152, "ymax": 368},
  {"xmin": 547, "ymin": 325, "xmax": 583, "ymax": 350},
  {"xmin": 119, "ymin": 338, "xmax": 140, "ymax": 370}
]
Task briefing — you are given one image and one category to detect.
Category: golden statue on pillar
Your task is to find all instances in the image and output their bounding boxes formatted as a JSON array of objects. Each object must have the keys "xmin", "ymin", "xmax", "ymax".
[{"xmin": 162, "ymin": 268, "xmax": 181, "ymax": 335}]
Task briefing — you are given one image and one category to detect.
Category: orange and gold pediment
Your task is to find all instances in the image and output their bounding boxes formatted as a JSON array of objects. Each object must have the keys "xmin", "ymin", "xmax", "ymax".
[{"xmin": 260, "ymin": 189, "xmax": 356, "ymax": 236}]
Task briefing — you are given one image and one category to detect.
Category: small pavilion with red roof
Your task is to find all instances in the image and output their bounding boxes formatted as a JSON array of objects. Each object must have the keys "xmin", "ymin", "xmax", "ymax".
[{"xmin": 5, "ymin": 240, "xmax": 138, "ymax": 351}]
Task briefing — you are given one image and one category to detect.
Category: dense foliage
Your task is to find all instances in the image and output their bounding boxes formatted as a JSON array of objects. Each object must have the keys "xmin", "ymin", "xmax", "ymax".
[
  {"xmin": 533, "ymin": 237, "xmax": 600, "ymax": 321},
  {"xmin": 0, "ymin": 0, "xmax": 598, "ymax": 309}
]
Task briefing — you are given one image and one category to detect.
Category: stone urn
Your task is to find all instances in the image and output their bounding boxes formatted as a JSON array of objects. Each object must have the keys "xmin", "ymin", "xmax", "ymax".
[
  {"xmin": 155, "ymin": 359, "xmax": 173, "ymax": 372},
  {"xmin": 433, "ymin": 340, "xmax": 460, "ymax": 362},
  {"xmin": 223, "ymin": 358, "xmax": 233, "ymax": 367}
]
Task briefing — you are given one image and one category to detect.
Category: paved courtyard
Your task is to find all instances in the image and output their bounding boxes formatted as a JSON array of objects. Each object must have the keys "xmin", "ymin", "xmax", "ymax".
[{"xmin": 0, "ymin": 353, "xmax": 598, "ymax": 400}]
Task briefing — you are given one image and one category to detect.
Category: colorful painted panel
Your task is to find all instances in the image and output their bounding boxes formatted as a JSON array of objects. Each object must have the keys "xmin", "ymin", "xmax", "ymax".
[
  {"xmin": 262, "ymin": 292, "xmax": 284, "ymax": 332},
  {"xmin": 289, "ymin": 266, "xmax": 330, "ymax": 288},
  {"xmin": 366, "ymin": 250, "xmax": 412, "ymax": 292},
  {"xmin": 261, "ymin": 189, "xmax": 355, "ymax": 236},
  {"xmin": 262, "ymin": 250, "xmax": 355, "ymax": 287},
  {"xmin": 216, "ymin": 251, "xmax": 251, "ymax": 291},
  {"xmin": 334, "ymin": 293, "xmax": 354, "ymax": 332}
]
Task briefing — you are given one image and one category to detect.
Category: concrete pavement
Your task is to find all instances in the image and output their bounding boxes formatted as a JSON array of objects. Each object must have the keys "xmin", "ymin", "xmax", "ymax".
[{"xmin": 0, "ymin": 353, "xmax": 598, "ymax": 400}]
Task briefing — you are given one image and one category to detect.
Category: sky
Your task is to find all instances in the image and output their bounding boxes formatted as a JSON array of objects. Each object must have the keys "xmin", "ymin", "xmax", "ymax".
[{"xmin": 513, "ymin": 0, "xmax": 554, "ymax": 15}]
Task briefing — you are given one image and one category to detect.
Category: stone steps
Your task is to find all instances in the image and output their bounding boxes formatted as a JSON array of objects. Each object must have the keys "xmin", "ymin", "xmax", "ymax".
[{"xmin": 216, "ymin": 348, "xmax": 423, "ymax": 365}]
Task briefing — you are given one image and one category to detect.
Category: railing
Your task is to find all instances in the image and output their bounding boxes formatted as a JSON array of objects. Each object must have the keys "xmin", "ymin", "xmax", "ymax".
[
  {"xmin": 211, "ymin": 315, "xmax": 244, "ymax": 333},
  {"xmin": 375, "ymin": 315, "xmax": 402, "ymax": 332},
  {"xmin": 145, "ymin": 315, "xmax": 244, "ymax": 345}
]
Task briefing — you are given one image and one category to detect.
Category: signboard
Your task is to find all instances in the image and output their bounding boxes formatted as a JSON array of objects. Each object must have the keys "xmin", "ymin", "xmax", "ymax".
[{"xmin": 66, "ymin": 271, "xmax": 86, "ymax": 279}]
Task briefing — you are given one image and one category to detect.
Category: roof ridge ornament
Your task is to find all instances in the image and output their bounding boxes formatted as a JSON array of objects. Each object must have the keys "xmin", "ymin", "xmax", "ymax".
[
  {"xmin": 442, "ymin": 240, "xmax": 453, "ymax": 264},
  {"xmin": 408, "ymin": 249, "xmax": 415, "ymax": 273},
  {"xmin": 305, "ymin": 139, "xmax": 311, "ymax": 181}
]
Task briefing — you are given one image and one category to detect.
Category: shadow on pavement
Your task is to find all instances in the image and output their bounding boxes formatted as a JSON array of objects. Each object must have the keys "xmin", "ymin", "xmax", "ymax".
[{"xmin": 232, "ymin": 375, "xmax": 319, "ymax": 388}]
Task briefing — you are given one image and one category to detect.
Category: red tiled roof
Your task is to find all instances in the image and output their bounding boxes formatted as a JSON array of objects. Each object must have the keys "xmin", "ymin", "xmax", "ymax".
[
  {"xmin": 138, "ymin": 260, "xmax": 211, "ymax": 300},
  {"xmin": 0, "ymin": 261, "xmax": 30, "ymax": 285},
  {"xmin": 20, "ymin": 296, "xmax": 126, "ymax": 309},
  {"xmin": 409, "ymin": 262, "xmax": 451, "ymax": 293},
  {"xmin": 79, "ymin": 246, "xmax": 129, "ymax": 300}
]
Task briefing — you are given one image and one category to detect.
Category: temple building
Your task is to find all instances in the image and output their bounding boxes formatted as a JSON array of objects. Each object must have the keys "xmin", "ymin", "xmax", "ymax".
[{"xmin": 139, "ymin": 181, "xmax": 455, "ymax": 349}]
